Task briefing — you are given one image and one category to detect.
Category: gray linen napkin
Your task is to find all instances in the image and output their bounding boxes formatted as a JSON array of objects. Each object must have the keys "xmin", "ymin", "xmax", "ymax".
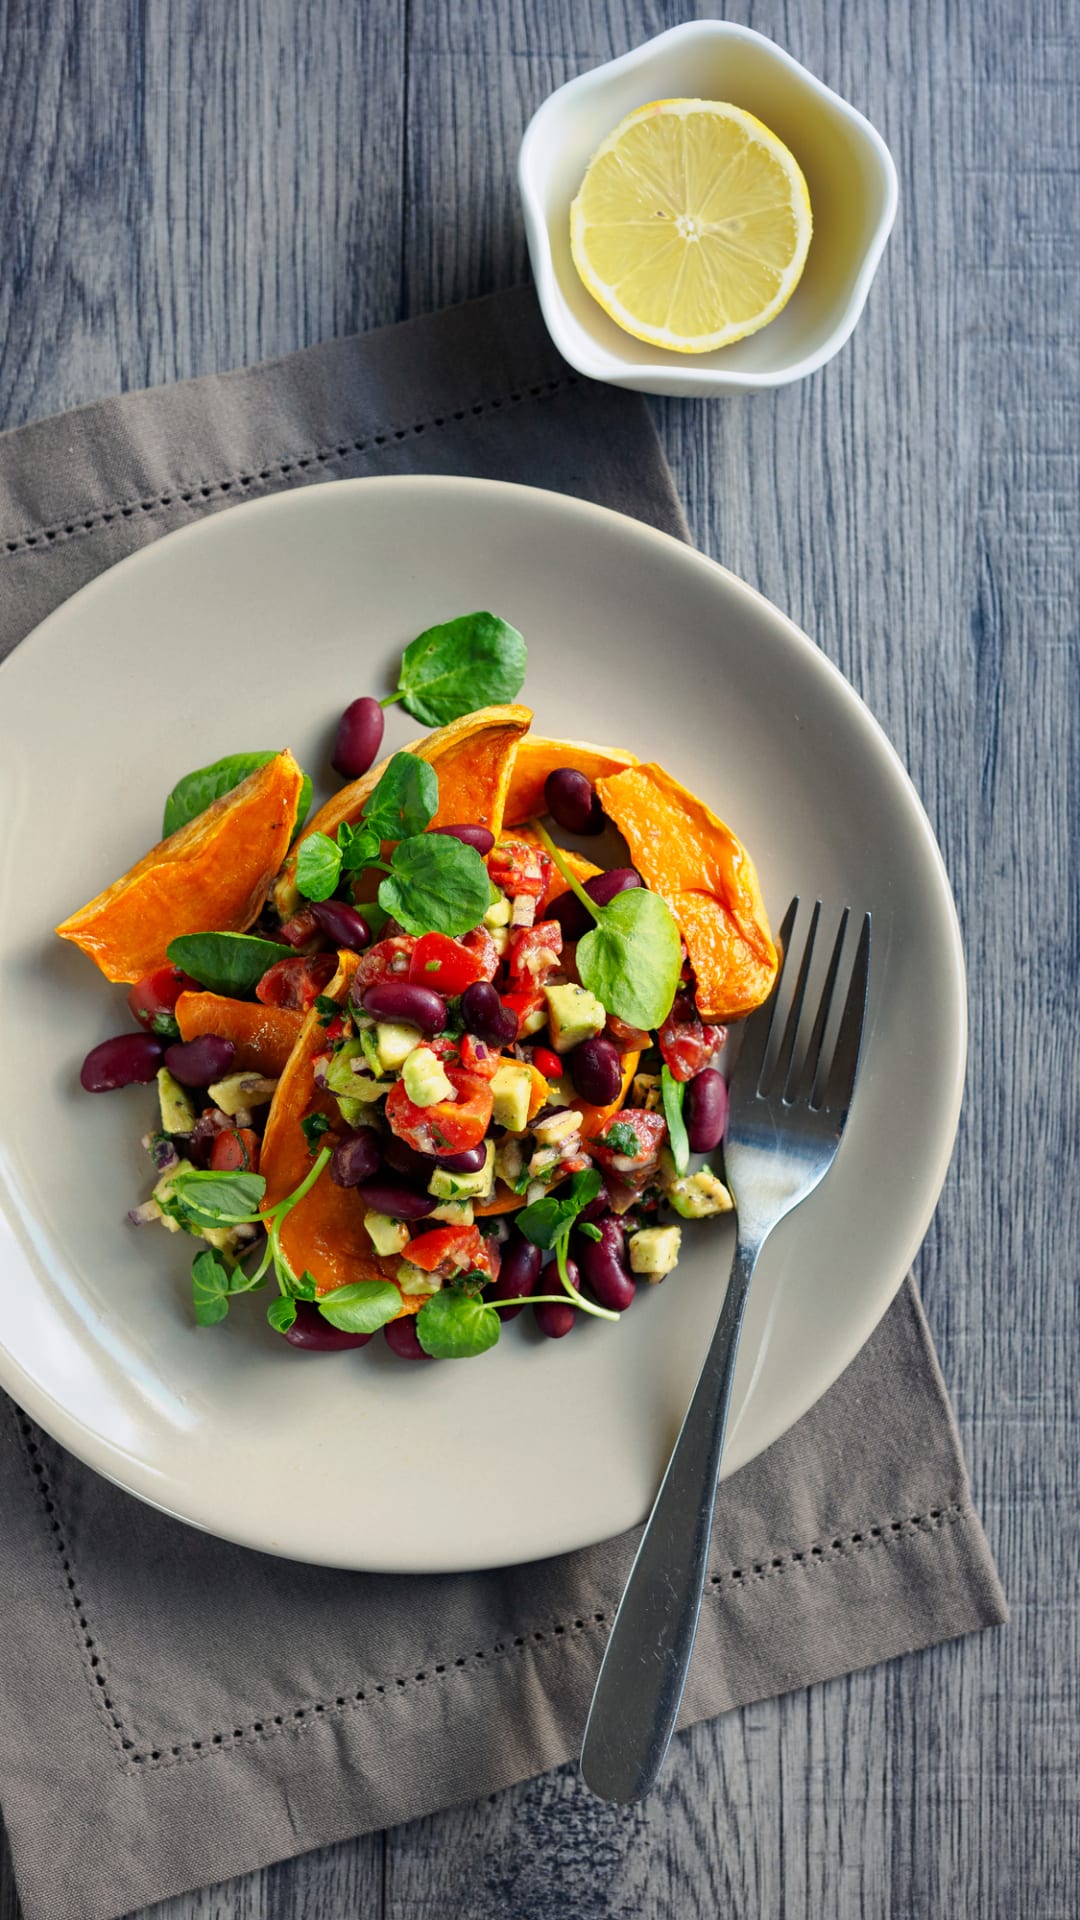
[{"xmin": 0, "ymin": 287, "xmax": 1006, "ymax": 1920}]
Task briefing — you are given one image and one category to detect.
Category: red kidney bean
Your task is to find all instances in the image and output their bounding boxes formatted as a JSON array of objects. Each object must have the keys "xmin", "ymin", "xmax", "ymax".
[
  {"xmin": 384, "ymin": 1314, "xmax": 433, "ymax": 1359},
  {"xmin": 311, "ymin": 899, "xmax": 371, "ymax": 951},
  {"xmin": 550, "ymin": 867, "xmax": 641, "ymax": 940},
  {"xmin": 461, "ymin": 980, "xmax": 518, "ymax": 1046},
  {"xmin": 80, "ymin": 1032, "xmax": 164, "ymax": 1092},
  {"xmin": 438, "ymin": 823, "xmax": 495, "ymax": 855},
  {"xmin": 571, "ymin": 1034, "xmax": 623, "ymax": 1106},
  {"xmin": 362, "ymin": 980, "xmax": 447, "ymax": 1032},
  {"xmin": 162, "ymin": 1034, "xmax": 235, "ymax": 1087},
  {"xmin": 684, "ymin": 1068, "xmax": 729, "ymax": 1153},
  {"xmin": 575, "ymin": 1216, "xmax": 636, "ymax": 1312},
  {"xmin": 284, "ymin": 1301, "xmax": 374, "ymax": 1350},
  {"xmin": 544, "ymin": 768, "xmax": 604, "ymax": 836},
  {"xmin": 436, "ymin": 1142, "xmax": 488, "ymax": 1173},
  {"xmin": 486, "ymin": 1232, "xmax": 542, "ymax": 1320},
  {"xmin": 382, "ymin": 1135, "xmax": 437, "ymax": 1182},
  {"xmin": 356, "ymin": 1180, "xmax": 435, "ymax": 1220},
  {"xmin": 332, "ymin": 696, "xmax": 385, "ymax": 780},
  {"xmin": 534, "ymin": 1257, "xmax": 579, "ymax": 1338},
  {"xmin": 329, "ymin": 1128, "xmax": 382, "ymax": 1188}
]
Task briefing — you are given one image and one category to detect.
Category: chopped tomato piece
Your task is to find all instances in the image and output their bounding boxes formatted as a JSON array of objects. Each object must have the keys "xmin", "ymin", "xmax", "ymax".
[
  {"xmin": 277, "ymin": 908, "xmax": 321, "ymax": 948},
  {"xmin": 507, "ymin": 920, "xmax": 563, "ymax": 988},
  {"xmin": 460, "ymin": 925, "xmax": 500, "ymax": 981},
  {"xmin": 589, "ymin": 1109, "xmax": 667, "ymax": 1178},
  {"xmin": 408, "ymin": 932, "xmax": 488, "ymax": 996},
  {"xmin": 352, "ymin": 936, "xmax": 416, "ymax": 992},
  {"xmin": 255, "ymin": 953, "xmax": 337, "ymax": 1011},
  {"xmin": 401, "ymin": 1223, "xmax": 496, "ymax": 1280},
  {"xmin": 500, "ymin": 988, "xmax": 546, "ymax": 1038},
  {"xmin": 657, "ymin": 992, "xmax": 724, "ymax": 1082},
  {"xmin": 127, "ymin": 964, "xmax": 201, "ymax": 1035},
  {"xmin": 210, "ymin": 1127, "xmax": 261, "ymax": 1173},
  {"xmin": 460, "ymin": 1033, "xmax": 501, "ymax": 1080},
  {"xmin": 532, "ymin": 1045, "xmax": 564, "ymax": 1083},
  {"xmin": 385, "ymin": 1067, "xmax": 493, "ymax": 1156},
  {"xmin": 486, "ymin": 837, "xmax": 553, "ymax": 899}
]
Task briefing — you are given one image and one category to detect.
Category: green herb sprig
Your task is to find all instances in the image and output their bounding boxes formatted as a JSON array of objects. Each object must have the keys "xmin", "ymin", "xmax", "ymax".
[
  {"xmin": 163, "ymin": 751, "xmax": 312, "ymax": 840},
  {"xmin": 382, "ymin": 613, "xmax": 526, "ymax": 726},
  {"xmin": 531, "ymin": 819, "xmax": 681, "ymax": 1031}
]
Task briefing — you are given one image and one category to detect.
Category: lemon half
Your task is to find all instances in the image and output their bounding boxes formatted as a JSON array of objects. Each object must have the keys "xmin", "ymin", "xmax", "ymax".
[{"xmin": 570, "ymin": 99, "xmax": 812, "ymax": 355}]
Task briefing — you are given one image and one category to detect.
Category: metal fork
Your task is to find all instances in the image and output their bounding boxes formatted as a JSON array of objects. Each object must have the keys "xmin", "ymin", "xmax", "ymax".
[{"xmin": 580, "ymin": 898, "xmax": 872, "ymax": 1803}]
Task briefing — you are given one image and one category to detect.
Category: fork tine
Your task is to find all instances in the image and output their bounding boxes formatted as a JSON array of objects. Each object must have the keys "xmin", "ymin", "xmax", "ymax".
[
  {"xmin": 816, "ymin": 912, "xmax": 871, "ymax": 1116},
  {"xmin": 793, "ymin": 907, "xmax": 849, "ymax": 1105},
  {"xmin": 765, "ymin": 900, "xmax": 820, "ymax": 1100},
  {"xmin": 728, "ymin": 896, "xmax": 799, "ymax": 1097}
]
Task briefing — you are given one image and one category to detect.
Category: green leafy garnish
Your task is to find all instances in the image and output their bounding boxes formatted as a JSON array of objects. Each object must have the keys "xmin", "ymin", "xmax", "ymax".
[
  {"xmin": 338, "ymin": 819, "xmax": 382, "ymax": 872},
  {"xmin": 313, "ymin": 995, "xmax": 340, "ymax": 1027},
  {"xmin": 166, "ymin": 932, "xmax": 294, "ymax": 998},
  {"xmin": 661, "ymin": 1065, "xmax": 690, "ymax": 1176},
  {"xmin": 317, "ymin": 1281, "xmax": 402, "ymax": 1334},
  {"xmin": 295, "ymin": 831, "xmax": 343, "ymax": 902},
  {"xmin": 147, "ymin": 1010, "xmax": 181, "ymax": 1042},
  {"xmin": 362, "ymin": 753, "xmax": 438, "ymax": 840},
  {"xmin": 518, "ymin": 1169, "xmax": 602, "ymax": 1250},
  {"xmin": 531, "ymin": 819, "xmax": 681, "ymax": 1030},
  {"xmin": 165, "ymin": 1168, "xmax": 266, "ymax": 1230},
  {"xmin": 416, "ymin": 1286, "xmax": 502, "ymax": 1359},
  {"xmin": 267, "ymin": 1295, "xmax": 297, "ymax": 1333},
  {"xmin": 603, "ymin": 1120, "xmax": 643, "ymax": 1159},
  {"xmin": 300, "ymin": 1112, "xmax": 331, "ymax": 1152},
  {"xmin": 378, "ymin": 834, "xmax": 490, "ymax": 938},
  {"xmin": 163, "ymin": 752, "xmax": 312, "ymax": 841},
  {"xmin": 192, "ymin": 1250, "xmax": 232, "ymax": 1325},
  {"xmin": 384, "ymin": 613, "xmax": 526, "ymax": 726}
]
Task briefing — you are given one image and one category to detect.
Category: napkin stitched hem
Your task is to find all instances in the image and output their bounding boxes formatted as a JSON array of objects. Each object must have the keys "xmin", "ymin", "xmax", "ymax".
[{"xmin": 12, "ymin": 1404, "xmax": 976, "ymax": 1773}]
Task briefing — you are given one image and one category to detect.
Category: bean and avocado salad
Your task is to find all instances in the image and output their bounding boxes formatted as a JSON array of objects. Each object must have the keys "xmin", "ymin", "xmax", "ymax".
[{"xmin": 60, "ymin": 612, "xmax": 778, "ymax": 1362}]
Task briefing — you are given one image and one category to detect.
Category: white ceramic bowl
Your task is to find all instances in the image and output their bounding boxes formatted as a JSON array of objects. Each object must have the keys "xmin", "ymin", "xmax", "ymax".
[{"xmin": 518, "ymin": 21, "xmax": 898, "ymax": 397}]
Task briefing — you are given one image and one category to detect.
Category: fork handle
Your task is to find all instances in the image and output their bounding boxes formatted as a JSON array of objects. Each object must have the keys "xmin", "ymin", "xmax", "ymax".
[{"xmin": 579, "ymin": 1226, "xmax": 765, "ymax": 1802}]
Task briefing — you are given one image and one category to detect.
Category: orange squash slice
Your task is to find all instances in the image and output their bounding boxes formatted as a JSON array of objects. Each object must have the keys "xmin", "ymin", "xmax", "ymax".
[
  {"xmin": 503, "ymin": 735, "xmax": 638, "ymax": 828},
  {"xmin": 57, "ymin": 750, "xmax": 304, "ymax": 984},
  {"xmin": 595, "ymin": 763, "xmax": 777, "ymax": 1021},
  {"xmin": 175, "ymin": 992, "xmax": 303, "ymax": 1076},
  {"xmin": 275, "ymin": 704, "xmax": 532, "ymax": 916}
]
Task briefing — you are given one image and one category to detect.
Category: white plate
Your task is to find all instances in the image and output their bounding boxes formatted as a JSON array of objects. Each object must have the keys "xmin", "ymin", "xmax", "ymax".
[{"xmin": 0, "ymin": 477, "xmax": 965, "ymax": 1572}]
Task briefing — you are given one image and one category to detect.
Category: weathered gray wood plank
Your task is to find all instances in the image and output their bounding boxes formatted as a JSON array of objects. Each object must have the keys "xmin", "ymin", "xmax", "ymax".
[{"xmin": 1, "ymin": 0, "xmax": 1077, "ymax": 1915}]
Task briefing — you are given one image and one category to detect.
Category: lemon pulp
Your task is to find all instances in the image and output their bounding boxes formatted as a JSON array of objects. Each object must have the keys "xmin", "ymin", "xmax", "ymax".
[{"xmin": 570, "ymin": 99, "xmax": 813, "ymax": 355}]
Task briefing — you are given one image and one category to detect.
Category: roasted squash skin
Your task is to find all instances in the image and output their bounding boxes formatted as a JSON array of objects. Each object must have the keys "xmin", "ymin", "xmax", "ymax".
[
  {"xmin": 175, "ymin": 992, "xmax": 303, "ymax": 1076},
  {"xmin": 503, "ymin": 735, "xmax": 638, "ymax": 828}
]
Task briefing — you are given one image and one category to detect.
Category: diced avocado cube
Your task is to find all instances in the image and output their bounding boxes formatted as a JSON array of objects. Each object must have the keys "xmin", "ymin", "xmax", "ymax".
[
  {"xmin": 376, "ymin": 1021, "xmax": 422, "ymax": 1073},
  {"xmin": 489, "ymin": 926, "xmax": 511, "ymax": 958},
  {"xmin": 157, "ymin": 1067, "xmax": 196, "ymax": 1135},
  {"xmin": 365, "ymin": 1211, "xmax": 411, "ymax": 1256},
  {"xmin": 494, "ymin": 1137, "xmax": 525, "ymax": 1188},
  {"xmin": 532, "ymin": 1108, "xmax": 582, "ymax": 1148},
  {"xmin": 359, "ymin": 1027, "xmax": 383, "ymax": 1076},
  {"xmin": 491, "ymin": 1060, "xmax": 536, "ymax": 1132},
  {"xmin": 629, "ymin": 1224, "xmax": 682, "ymax": 1279},
  {"xmin": 335, "ymin": 1094, "xmax": 368, "ymax": 1127},
  {"xmin": 661, "ymin": 1154, "xmax": 734, "ymax": 1220},
  {"xmin": 208, "ymin": 1071, "xmax": 277, "ymax": 1116},
  {"xmin": 324, "ymin": 1040, "xmax": 366, "ymax": 1096},
  {"xmin": 428, "ymin": 1139, "xmax": 495, "ymax": 1201},
  {"xmin": 429, "ymin": 1200, "xmax": 475, "ymax": 1225},
  {"xmin": 402, "ymin": 1046, "xmax": 455, "ymax": 1107},
  {"xmin": 484, "ymin": 891, "xmax": 512, "ymax": 928},
  {"xmin": 396, "ymin": 1261, "xmax": 442, "ymax": 1297},
  {"xmin": 516, "ymin": 995, "xmax": 547, "ymax": 1036},
  {"xmin": 544, "ymin": 982, "xmax": 606, "ymax": 1054}
]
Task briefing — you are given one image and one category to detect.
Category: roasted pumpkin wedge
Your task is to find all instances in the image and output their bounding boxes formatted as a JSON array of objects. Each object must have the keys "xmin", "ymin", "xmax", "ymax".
[
  {"xmin": 175, "ymin": 992, "xmax": 302, "ymax": 1076},
  {"xmin": 595, "ymin": 762, "xmax": 777, "ymax": 1021},
  {"xmin": 503, "ymin": 735, "xmax": 638, "ymax": 828},
  {"xmin": 259, "ymin": 951, "xmax": 396, "ymax": 1299},
  {"xmin": 275, "ymin": 704, "xmax": 532, "ymax": 916},
  {"xmin": 57, "ymin": 750, "xmax": 305, "ymax": 985}
]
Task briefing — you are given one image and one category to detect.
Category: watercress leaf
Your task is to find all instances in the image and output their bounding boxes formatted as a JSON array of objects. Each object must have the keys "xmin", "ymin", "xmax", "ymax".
[
  {"xmin": 576, "ymin": 887, "xmax": 682, "ymax": 1031},
  {"xmin": 163, "ymin": 752, "xmax": 311, "ymax": 842},
  {"xmin": 379, "ymin": 834, "xmax": 490, "ymax": 938},
  {"xmin": 317, "ymin": 1280, "xmax": 402, "ymax": 1333},
  {"xmin": 362, "ymin": 752, "xmax": 438, "ymax": 841},
  {"xmin": 167, "ymin": 1167, "xmax": 266, "ymax": 1229},
  {"xmin": 267, "ymin": 1295, "xmax": 297, "ymax": 1333},
  {"xmin": 192, "ymin": 1250, "xmax": 231, "ymax": 1325},
  {"xmin": 602, "ymin": 1119, "xmax": 643, "ymax": 1158},
  {"xmin": 300, "ymin": 1112, "xmax": 331, "ymax": 1153},
  {"xmin": 579, "ymin": 1221, "xmax": 603, "ymax": 1243},
  {"xmin": 416, "ymin": 1288, "xmax": 501, "ymax": 1359},
  {"xmin": 394, "ymin": 612, "xmax": 526, "ymax": 727},
  {"xmin": 661, "ymin": 1065, "xmax": 690, "ymax": 1176},
  {"xmin": 166, "ymin": 931, "xmax": 295, "ymax": 998},
  {"xmin": 295, "ymin": 830, "xmax": 343, "ymax": 902},
  {"xmin": 338, "ymin": 819, "xmax": 383, "ymax": 872},
  {"xmin": 360, "ymin": 900, "xmax": 393, "ymax": 941},
  {"xmin": 518, "ymin": 1169, "xmax": 602, "ymax": 1248},
  {"xmin": 313, "ymin": 995, "xmax": 340, "ymax": 1026},
  {"xmin": 292, "ymin": 1270, "xmax": 319, "ymax": 1301},
  {"xmin": 227, "ymin": 1265, "xmax": 268, "ymax": 1294}
]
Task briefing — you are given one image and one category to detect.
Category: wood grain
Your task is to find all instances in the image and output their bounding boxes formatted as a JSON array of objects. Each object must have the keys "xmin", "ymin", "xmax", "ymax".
[{"xmin": 1, "ymin": 0, "xmax": 1078, "ymax": 1914}]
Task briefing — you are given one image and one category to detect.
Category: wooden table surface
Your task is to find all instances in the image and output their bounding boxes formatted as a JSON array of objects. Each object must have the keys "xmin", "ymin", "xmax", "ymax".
[{"xmin": 1, "ymin": 2, "xmax": 1076, "ymax": 1915}]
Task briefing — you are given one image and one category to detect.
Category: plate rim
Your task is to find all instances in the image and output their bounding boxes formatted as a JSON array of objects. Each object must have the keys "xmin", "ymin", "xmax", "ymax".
[{"xmin": 0, "ymin": 474, "xmax": 967, "ymax": 1569}]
